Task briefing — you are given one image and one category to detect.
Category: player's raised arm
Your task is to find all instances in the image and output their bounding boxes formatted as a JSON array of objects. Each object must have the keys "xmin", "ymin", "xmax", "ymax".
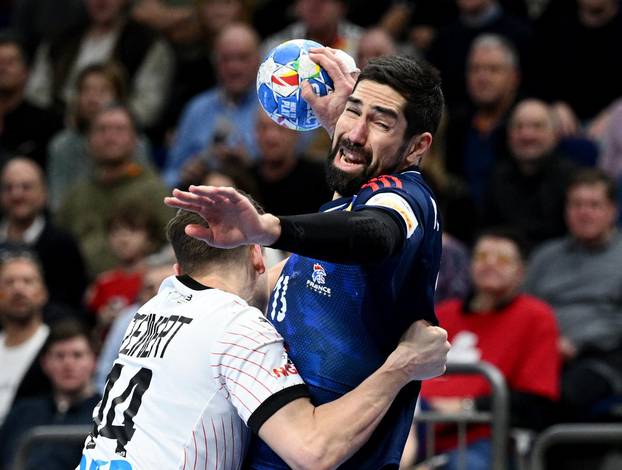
[
  {"xmin": 301, "ymin": 47, "xmax": 358, "ymax": 138},
  {"xmin": 164, "ymin": 186, "xmax": 282, "ymax": 247},
  {"xmin": 165, "ymin": 185, "xmax": 407, "ymax": 265},
  {"xmin": 256, "ymin": 320, "xmax": 449, "ymax": 470}
]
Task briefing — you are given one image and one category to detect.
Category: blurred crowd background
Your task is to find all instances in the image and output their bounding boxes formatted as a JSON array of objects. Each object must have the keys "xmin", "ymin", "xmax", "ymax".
[{"xmin": 0, "ymin": 0, "xmax": 621, "ymax": 469}]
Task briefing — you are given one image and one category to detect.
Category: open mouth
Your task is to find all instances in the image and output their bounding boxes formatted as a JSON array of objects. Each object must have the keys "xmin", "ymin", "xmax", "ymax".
[{"xmin": 338, "ymin": 147, "xmax": 368, "ymax": 168}]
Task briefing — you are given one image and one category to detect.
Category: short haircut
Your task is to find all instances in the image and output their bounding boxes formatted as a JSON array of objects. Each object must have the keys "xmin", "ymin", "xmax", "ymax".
[
  {"xmin": 356, "ymin": 55, "xmax": 444, "ymax": 139},
  {"xmin": 166, "ymin": 209, "xmax": 250, "ymax": 276},
  {"xmin": 567, "ymin": 168, "xmax": 617, "ymax": 203},
  {"xmin": 0, "ymin": 246, "xmax": 46, "ymax": 279},
  {"xmin": 474, "ymin": 226, "xmax": 528, "ymax": 261},
  {"xmin": 88, "ymin": 102, "xmax": 140, "ymax": 135},
  {"xmin": 469, "ymin": 33, "xmax": 519, "ymax": 69},
  {"xmin": 107, "ymin": 202, "xmax": 166, "ymax": 246},
  {"xmin": 0, "ymin": 156, "xmax": 46, "ymax": 187},
  {"xmin": 76, "ymin": 62, "xmax": 129, "ymax": 103},
  {"xmin": 0, "ymin": 30, "xmax": 28, "ymax": 64},
  {"xmin": 41, "ymin": 318, "xmax": 95, "ymax": 355}
]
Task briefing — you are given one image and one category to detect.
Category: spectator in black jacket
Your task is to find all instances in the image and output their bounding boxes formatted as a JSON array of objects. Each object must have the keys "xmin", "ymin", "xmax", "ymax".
[
  {"xmin": 251, "ymin": 110, "xmax": 332, "ymax": 216},
  {"xmin": 0, "ymin": 32, "xmax": 62, "ymax": 169},
  {"xmin": 24, "ymin": 0, "xmax": 174, "ymax": 130},
  {"xmin": 445, "ymin": 33, "xmax": 521, "ymax": 207},
  {"xmin": 483, "ymin": 99, "xmax": 577, "ymax": 250},
  {"xmin": 0, "ymin": 157, "xmax": 88, "ymax": 311},
  {"xmin": 426, "ymin": 0, "xmax": 531, "ymax": 110}
]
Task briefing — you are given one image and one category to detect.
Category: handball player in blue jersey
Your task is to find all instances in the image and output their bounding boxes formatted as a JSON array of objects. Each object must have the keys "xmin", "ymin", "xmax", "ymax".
[{"xmin": 166, "ymin": 51, "xmax": 444, "ymax": 469}]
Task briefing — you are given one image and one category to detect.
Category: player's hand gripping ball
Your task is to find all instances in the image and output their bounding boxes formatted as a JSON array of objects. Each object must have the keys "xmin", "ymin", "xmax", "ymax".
[{"xmin": 257, "ymin": 39, "xmax": 356, "ymax": 131}]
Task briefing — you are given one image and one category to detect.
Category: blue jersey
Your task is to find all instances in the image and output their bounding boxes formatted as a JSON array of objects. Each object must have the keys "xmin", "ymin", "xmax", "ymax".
[{"xmin": 246, "ymin": 169, "xmax": 442, "ymax": 469}]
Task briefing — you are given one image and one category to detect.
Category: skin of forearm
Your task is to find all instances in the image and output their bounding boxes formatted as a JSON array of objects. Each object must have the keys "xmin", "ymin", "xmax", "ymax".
[{"xmin": 272, "ymin": 351, "xmax": 412, "ymax": 470}]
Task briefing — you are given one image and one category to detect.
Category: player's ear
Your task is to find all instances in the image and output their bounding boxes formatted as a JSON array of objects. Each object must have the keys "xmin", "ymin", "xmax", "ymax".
[
  {"xmin": 403, "ymin": 132, "xmax": 433, "ymax": 167},
  {"xmin": 250, "ymin": 245, "xmax": 266, "ymax": 275},
  {"xmin": 173, "ymin": 263, "xmax": 181, "ymax": 276}
]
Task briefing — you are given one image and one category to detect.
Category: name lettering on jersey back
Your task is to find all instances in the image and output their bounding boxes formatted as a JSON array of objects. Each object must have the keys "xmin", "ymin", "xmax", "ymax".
[{"xmin": 119, "ymin": 313, "xmax": 193, "ymax": 359}]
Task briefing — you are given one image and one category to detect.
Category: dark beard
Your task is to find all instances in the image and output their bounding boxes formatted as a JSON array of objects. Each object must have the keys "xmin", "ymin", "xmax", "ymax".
[
  {"xmin": 324, "ymin": 137, "xmax": 373, "ymax": 197},
  {"xmin": 324, "ymin": 137, "xmax": 409, "ymax": 197},
  {"xmin": 3, "ymin": 306, "xmax": 38, "ymax": 326}
]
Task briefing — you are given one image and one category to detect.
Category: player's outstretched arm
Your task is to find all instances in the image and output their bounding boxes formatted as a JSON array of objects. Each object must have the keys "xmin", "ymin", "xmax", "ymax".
[
  {"xmin": 301, "ymin": 47, "xmax": 358, "ymax": 138},
  {"xmin": 164, "ymin": 186, "xmax": 282, "ymax": 248},
  {"xmin": 258, "ymin": 320, "xmax": 449, "ymax": 470},
  {"xmin": 166, "ymin": 186, "xmax": 406, "ymax": 265}
]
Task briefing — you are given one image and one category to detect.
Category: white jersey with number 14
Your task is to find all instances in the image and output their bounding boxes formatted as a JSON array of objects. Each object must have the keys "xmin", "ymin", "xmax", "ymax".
[{"xmin": 78, "ymin": 275, "xmax": 305, "ymax": 470}]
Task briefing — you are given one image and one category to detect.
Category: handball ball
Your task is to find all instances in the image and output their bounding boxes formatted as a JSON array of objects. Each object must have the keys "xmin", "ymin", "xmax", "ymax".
[{"xmin": 257, "ymin": 39, "xmax": 357, "ymax": 131}]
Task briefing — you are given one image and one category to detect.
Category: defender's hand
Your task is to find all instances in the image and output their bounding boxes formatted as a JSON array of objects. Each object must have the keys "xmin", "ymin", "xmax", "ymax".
[
  {"xmin": 388, "ymin": 320, "xmax": 450, "ymax": 381},
  {"xmin": 164, "ymin": 186, "xmax": 281, "ymax": 247}
]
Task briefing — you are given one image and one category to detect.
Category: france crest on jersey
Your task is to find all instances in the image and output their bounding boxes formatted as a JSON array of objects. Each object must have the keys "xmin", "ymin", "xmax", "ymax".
[{"xmin": 246, "ymin": 168, "xmax": 442, "ymax": 469}]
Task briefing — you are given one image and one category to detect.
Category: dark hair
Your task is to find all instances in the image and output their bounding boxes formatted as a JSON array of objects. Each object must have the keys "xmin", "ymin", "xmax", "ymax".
[
  {"xmin": 107, "ymin": 202, "xmax": 166, "ymax": 247},
  {"xmin": 567, "ymin": 168, "xmax": 617, "ymax": 203},
  {"xmin": 76, "ymin": 62, "xmax": 129, "ymax": 103},
  {"xmin": 0, "ymin": 30, "xmax": 28, "ymax": 64},
  {"xmin": 202, "ymin": 164, "xmax": 261, "ymax": 199},
  {"xmin": 88, "ymin": 102, "xmax": 140, "ymax": 135},
  {"xmin": 474, "ymin": 226, "xmax": 528, "ymax": 261},
  {"xmin": 166, "ymin": 196, "xmax": 264, "ymax": 276},
  {"xmin": 356, "ymin": 55, "xmax": 444, "ymax": 139},
  {"xmin": 42, "ymin": 318, "xmax": 94, "ymax": 354}
]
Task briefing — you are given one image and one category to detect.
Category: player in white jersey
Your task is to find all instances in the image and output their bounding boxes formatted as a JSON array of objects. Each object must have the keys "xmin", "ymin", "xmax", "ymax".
[{"xmin": 79, "ymin": 209, "xmax": 449, "ymax": 470}]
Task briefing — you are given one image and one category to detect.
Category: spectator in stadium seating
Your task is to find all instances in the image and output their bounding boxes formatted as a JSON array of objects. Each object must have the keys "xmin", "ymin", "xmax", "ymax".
[
  {"xmin": 426, "ymin": 0, "xmax": 531, "ymax": 110},
  {"xmin": 483, "ymin": 99, "xmax": 577, "ymax": 249},
  {"xmin": 0, "ymin": 319, "xmax": 100, "ymax": 470},
  {"xmin": 56, "ymin": 104, "xmax": 172, "ymax": 276},
  {"xmin": 262, "ymin": 0, "xmax": 362, "ymax": 58},
  {"xmin": 356, "ymin": 27, "xmax": 397, "ymax": 70},
  {"xmin": 0, "ymin": 157, "xmax": 88, "ymax": 310},
  {"xmin": 529, "ymin": 0, "xmax": 622, "ymax": 137},
  {"xmin": 445, "ymin": 33, "xmax": 521, "ymax": 207},
  {"xmin": 0, "ymin": 251, "xmax": 52, "ymax": 425},
  {"xmin": 86, "ymin": 203, "xmax": 164, "ymax": 337},
  {"xmin": 94, "ymin": 258, "xmax": 174, "ymax": 392},
  {"xmin": 131, "ymin": 0, "xmax": 200, "ymax": 45},
  {"xmin": 524, "ymin": 169, "xmax": 622, "ymax": 420},
  {"xmin": 402, "ymin": 0, "xmax": 530, "ymax": 55},
  {"xmin": 137, "ymin": 0, "xmax": 249, "ymax": 141},
  {"xmin": 164, "ymin": 23, "xmax": 261, "ymax": 188},
  {"xmin": 11, "ymin": 0, "xmax": 86, "ymax": 58},
  {"xmin": 421, "ymin": 228, "xmax": 560, "ymax": 469},
  {"xmin": 47, "ymin": 62, "xmax": 153, "ymax": 211},
  {"xmin": 0, "ymin": 32, "xmax": 62, "ymax": 169},
  {"xmin": 25, "ymin": 0, "xmax": 174, "ymax": 129},
  {"xmin": 251, "ymin": 110, "xmax": 331, "ymax": 216}
]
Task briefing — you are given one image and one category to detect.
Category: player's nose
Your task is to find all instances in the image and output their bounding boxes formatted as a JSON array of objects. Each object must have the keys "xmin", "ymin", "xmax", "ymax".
[{"xmin": 346, "ymin": 118, "xmax": 368, "ymax": 145}]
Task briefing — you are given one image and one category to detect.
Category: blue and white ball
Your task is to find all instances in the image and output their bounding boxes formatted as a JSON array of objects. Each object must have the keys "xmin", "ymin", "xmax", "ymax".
[{"xmin": 257, "ymin": 39, "xmax": 357, "ymax": 131}]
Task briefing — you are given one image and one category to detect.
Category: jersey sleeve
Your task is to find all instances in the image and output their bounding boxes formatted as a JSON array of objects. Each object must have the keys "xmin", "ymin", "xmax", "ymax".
[
  {"xmin": 352, "ymin": 174, "xmax": 422, "ymax": 240},
  {"xmin": 210, "ymin": 306, "xmax": 309, "ymax": 432}
]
